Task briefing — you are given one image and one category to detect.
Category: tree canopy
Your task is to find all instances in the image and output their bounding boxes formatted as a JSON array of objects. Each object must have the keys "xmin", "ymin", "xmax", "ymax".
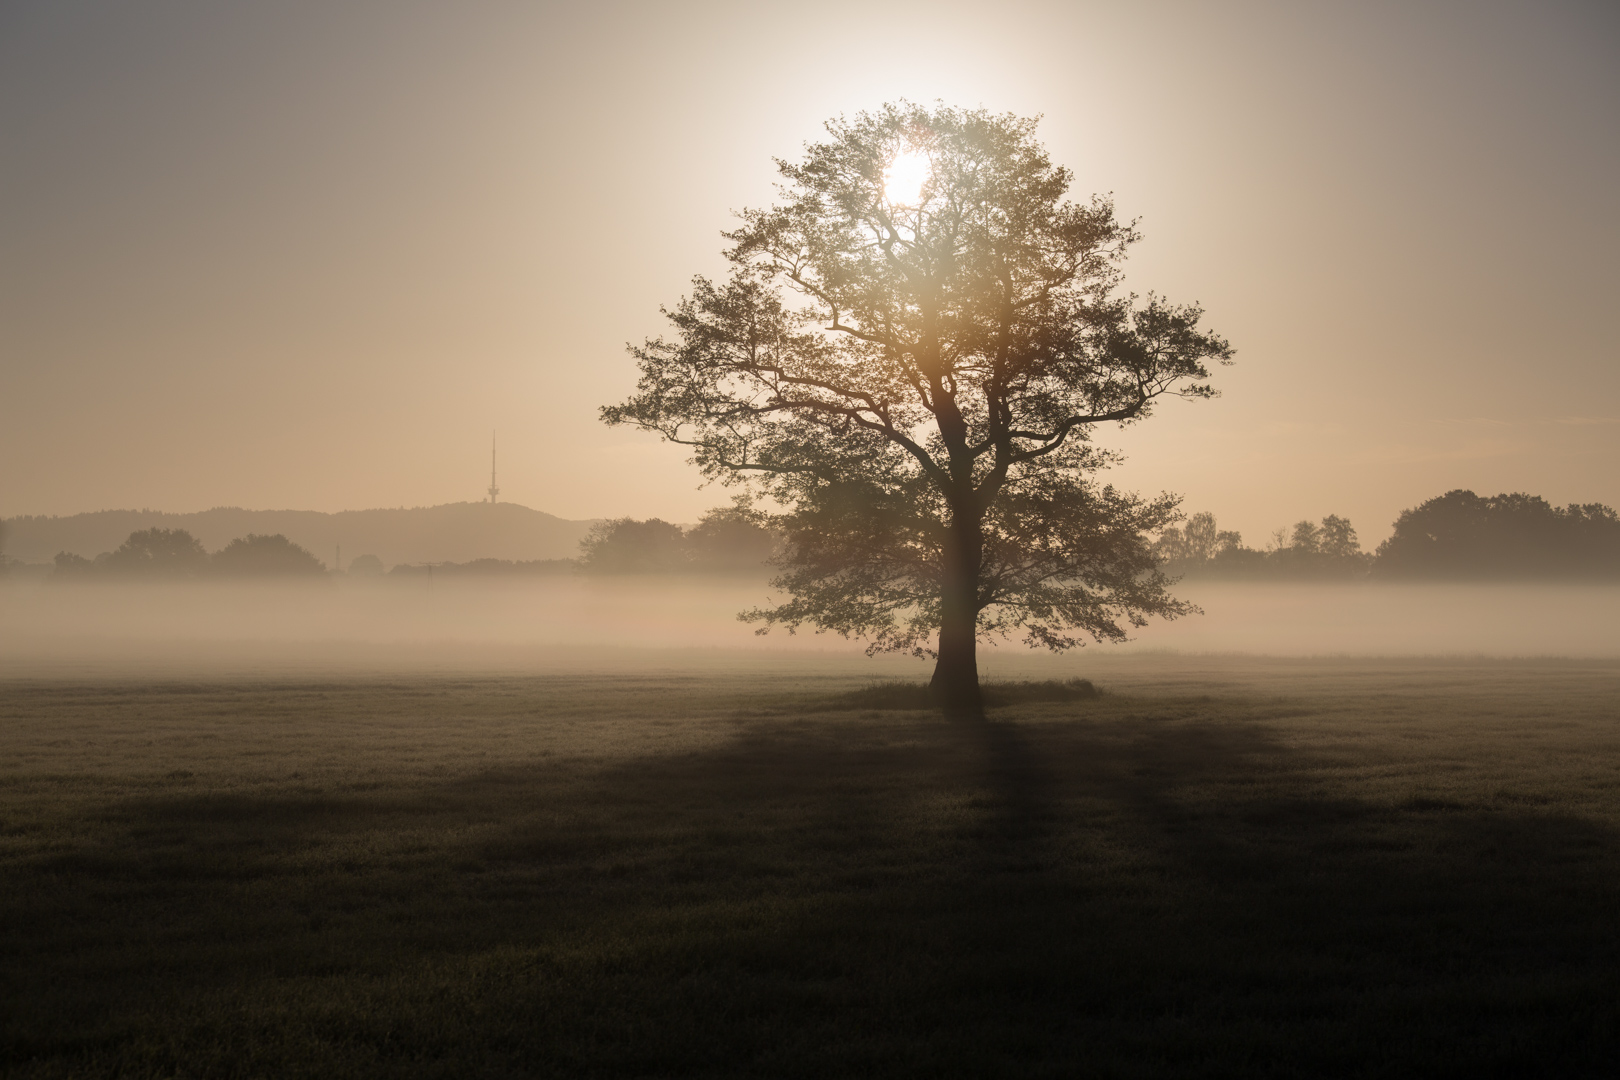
[
  {"xmin": 100, "ymin": 528, "xmax": 210, "ymax": 578},
  {"xmin": 346, "ymin": 554, "xmax": 386, "ymax": 577},
  {"xmin": 604, "ymin": 103, "xmax": 1232, "ymax": 715},
  {"xmin": 211, "ymin": 533, "xmax": 327, "ymax": 576},
  {"xmin": 1152, "ymin": 512, "xmax": 1371, "ymax": 580},
  {"xmin": 1376, "ymin": 490, "xmax": 1620, "ymax": 579},
  {"xmin": 577, "ymin": 505, "xmax": 778, "ymax": 574},
  {"xmin": 578, "ymin": 518, "xmax": 690, "ymax": 574},
  {"xmin": 49, "ymin": 529, "xmax": 327, "ymax": 579}
]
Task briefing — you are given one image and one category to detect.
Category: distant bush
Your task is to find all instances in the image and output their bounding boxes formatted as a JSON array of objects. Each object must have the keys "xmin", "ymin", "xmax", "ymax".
[
  {"xmin": 1375, "ymin": 490, "xmax": 1620, "ymax": 580},
  {"xmin": 100, "ymin": 528, "xmax": 210, "ymax": 579},
  {"xmin": 2, "ymin": 559, "xmax": 52, "ymax": 582},
  {"xmin": 53, "ymin": 551, "xmax": 97, "ymax": 578},
  {"xmin": 578, "ymin": 518, "xmax": 689, "ymax": 573},
  {"xmin": 686, "ymin": 504, "xmax": 778, "ymax": 571},
  {"xmin": 212, "ymin": 534, "xmax": 326, "ymax": 576},
  {"xmin": 346, "ymin": 554, "xmax": 386, "ymax": 576},
  {"xmin": 578, "ymin": 504, "xmax": 778, "ymax": 574},
  {"xmin": 388, "ymin": 558, "xmax": 576, "ymax": 577}
]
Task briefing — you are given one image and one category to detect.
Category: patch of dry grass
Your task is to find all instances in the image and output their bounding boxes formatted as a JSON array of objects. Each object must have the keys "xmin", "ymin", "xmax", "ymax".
[{"xmin": 2, "ymin": 658, "xmax": 1618, "ymax": 1077}]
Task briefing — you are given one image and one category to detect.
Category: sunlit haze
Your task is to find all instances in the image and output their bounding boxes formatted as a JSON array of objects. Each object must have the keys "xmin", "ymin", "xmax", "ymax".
[
  {"xmin": 6, "ymin": 6, "xmax": 1620, "ymax": 1066},
  {"xmin": 884, "ymin": 149, "xmax": 932, "ymax": 207},
  {"xmin": 3, "ymin": 0, "xmax": 1617, "ymax": 547}
]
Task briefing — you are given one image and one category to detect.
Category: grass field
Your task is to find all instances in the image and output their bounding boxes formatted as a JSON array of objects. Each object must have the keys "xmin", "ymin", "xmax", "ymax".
[{"xmin": 3, "ymin": 657, "xmax": 1618, "ymax": 1077}]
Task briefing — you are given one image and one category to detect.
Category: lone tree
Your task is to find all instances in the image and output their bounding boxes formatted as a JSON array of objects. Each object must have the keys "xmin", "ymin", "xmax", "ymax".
[{"xmin": 604, "ymin": 103, "xmax": 1232, "ymax": 717}]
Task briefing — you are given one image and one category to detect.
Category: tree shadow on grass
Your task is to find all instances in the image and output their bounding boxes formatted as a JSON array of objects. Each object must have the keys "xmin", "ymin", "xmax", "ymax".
[{"xmin": 4, "ymin": 707, "xmax": 1618, "ymax": 1079}]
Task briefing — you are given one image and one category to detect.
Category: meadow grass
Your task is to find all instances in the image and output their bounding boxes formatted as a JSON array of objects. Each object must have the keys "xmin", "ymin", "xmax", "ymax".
[
  {"xmin": 1, "ymin": 658, "xmax": 1618, "ymax": 1077},
  {"xmin": 811, "ymin": 677, "xmax": 1099, "ymax": 712}
]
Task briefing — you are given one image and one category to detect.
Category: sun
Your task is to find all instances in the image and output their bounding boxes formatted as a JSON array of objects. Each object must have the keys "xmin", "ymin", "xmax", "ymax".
[{"xmin": 883, "ymin": 149, "xmax": 931, "ymax": 207}]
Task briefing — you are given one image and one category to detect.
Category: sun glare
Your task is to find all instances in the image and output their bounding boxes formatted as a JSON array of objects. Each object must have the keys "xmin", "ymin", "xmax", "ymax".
[{"xmin": 883, "ymin": 149, "xmax": 931, "ymax": 207}]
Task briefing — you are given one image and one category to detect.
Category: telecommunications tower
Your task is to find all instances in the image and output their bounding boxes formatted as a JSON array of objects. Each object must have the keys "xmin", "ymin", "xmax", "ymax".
[{"xmin": 487, "ymin": 431, "xmax": 500, "ymax": 504}]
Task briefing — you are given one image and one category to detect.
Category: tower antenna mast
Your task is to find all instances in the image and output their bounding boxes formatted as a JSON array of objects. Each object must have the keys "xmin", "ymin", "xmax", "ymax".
[{"xmin": 487, "ymin": 430, "xmax": 500, "ymax": 504}]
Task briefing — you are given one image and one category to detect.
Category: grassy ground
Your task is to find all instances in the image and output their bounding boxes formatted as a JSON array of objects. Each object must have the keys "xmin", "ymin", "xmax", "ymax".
[{"xmin": 2, "ymin": 658, "xmax": 1618, "ymax": 1078}]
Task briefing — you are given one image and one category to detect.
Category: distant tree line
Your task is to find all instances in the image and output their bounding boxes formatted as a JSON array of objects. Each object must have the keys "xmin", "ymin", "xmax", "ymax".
[
  {"xmin": 1154, "ymin": 512, "xmax": 1371, "ymax": 581},
  {"xmin": 35, "ymin": 513, "xmax": 779, "ymax": 582},
  {"xmin": 1375, "ymin": 490, "xmax": 1619, "ymax": 579},
  {"xmin": 1156, "ymin": 490, "xmax": 1620, "ymax": 581},
  {"xmin": 25, "ymin": 489, "xmax": 1617, "ymax": 585},
  {"xmin": 50, "ymin": 529, "xmax": 330, "ymax": 579}
]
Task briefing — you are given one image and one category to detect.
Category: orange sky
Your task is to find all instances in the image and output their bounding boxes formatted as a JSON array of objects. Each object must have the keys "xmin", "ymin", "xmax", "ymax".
[{"xmin": 3, "ymin": 0, "xmax": 1616, "ymax": 548}]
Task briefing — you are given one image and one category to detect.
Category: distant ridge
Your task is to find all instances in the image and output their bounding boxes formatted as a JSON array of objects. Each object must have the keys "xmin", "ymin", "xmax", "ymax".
[{"xmin": 3, "ymin": 502, "xmax": 598, "ymax": 567}]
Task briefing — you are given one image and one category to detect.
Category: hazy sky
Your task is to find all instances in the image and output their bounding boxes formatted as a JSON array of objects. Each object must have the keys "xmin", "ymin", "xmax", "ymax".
[{"xmin": 3, "ymin": 0, "xmax": 1616, "ymax": 547}]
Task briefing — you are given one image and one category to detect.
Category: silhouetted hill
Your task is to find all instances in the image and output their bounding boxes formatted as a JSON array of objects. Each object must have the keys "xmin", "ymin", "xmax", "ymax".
[{"xmin": 3, "ymin": 503, "xmax": 597, "ymax": 567}]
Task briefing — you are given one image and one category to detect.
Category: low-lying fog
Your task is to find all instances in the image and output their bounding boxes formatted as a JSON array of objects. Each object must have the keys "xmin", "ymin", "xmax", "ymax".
[{"xmin": 3, "ymin": 576, "xmax": 1617, "ymax": 679}]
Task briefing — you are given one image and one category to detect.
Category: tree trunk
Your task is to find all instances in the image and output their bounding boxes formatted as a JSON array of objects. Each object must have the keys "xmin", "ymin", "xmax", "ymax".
[
  {"xmin": 931, "ymin": 598, "xmax": 983, "ymax": 720},
  {"xmin": 930, "ymin": 509, "xmax": 984, "ymax": 720}
]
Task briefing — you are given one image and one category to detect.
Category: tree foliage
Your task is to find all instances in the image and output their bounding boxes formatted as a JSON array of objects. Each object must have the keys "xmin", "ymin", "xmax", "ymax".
[
  {"xmin": 50, "ymin": 529, "xmax": 327, "ymax": 580},
  {"xmin": 346, "ymin": 554, "xmax": 386, "ymax": 577},
  {"xmin": 1155, "ymin": 512, "xmax": 1370, "ymax": 580},
  {"xmin": 1376, "ymin": 490, "xmax": 1620, "ymax": 579},
  {"xmin": 52, "ymin": 551, "xmax": 97, "ymax": 578},
  {"xmin": 100, "ymin": 528, "xmax": 210, "ymax": 578},
  {"xmin": 211, "ymin": 533, "xmax": 326, "ymax": 576},
  {"xmin": 685, "ymin": 502, "xmax": 779, "ymax": 572},
  {"xmin": 578, "ymin": 518, "xmax": 691, "ymax": 574},
  {"xmin": 604, "ymin": 103, "xmax": 1232, "ymax": 710},
  {"xmin": 1152, "ymin": 511, "xmax": 1243, "ymax": 566},
  {"xmin": 578, "ymin": 505, "xmax": 778, "ymax": 574}
]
